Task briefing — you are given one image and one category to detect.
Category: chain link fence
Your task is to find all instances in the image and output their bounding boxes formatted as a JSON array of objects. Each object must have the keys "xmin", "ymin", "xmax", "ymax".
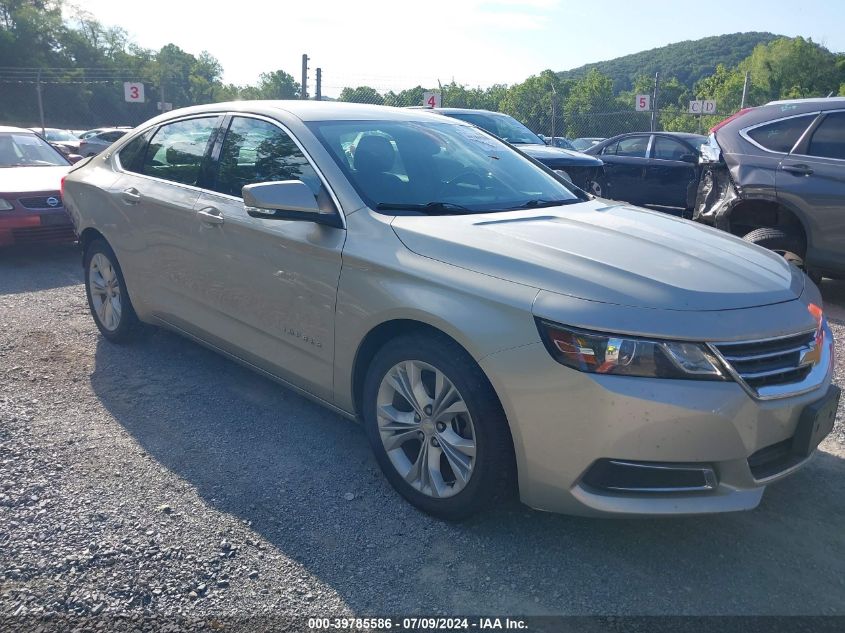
[{"xmin": 1, "ymin": 68, "xmax": 729, "ymax": 141}]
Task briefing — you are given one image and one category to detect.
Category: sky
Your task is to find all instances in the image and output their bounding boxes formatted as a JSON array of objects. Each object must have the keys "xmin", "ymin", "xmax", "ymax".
[{"xmin": 66, "ymin": 0, "xmax": 845, "ymax": 97}]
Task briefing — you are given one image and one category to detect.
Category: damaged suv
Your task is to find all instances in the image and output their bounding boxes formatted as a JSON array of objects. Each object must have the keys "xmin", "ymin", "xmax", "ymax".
[{"xmin": 694, "ymin": 98, "xmax": 845, "ymax": 282}]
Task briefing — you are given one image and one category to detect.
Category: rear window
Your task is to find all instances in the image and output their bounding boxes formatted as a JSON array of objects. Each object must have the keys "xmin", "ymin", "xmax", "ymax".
[
  {"xmin": 746, "ymin": 115, "xmax": 815, "ymax": 153},
  {"xmin": 806, "ymin": 112, "xmax": 845, "ymax": 160}
]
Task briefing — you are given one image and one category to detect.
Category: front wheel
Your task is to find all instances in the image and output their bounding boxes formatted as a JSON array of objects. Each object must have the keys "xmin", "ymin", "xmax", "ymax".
[
  {"xmin": 587, "ymin": 175, "xmax": 607, "ymax": 198},
  {"xmin": 362, "ymin": 333, "xmax": 515, "ymax": 520}
]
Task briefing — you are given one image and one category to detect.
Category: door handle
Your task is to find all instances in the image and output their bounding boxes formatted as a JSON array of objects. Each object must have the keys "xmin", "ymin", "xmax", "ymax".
[
  {"xmin": 781, "ymin": 164, "xmax": 814, "ymax": 176},
  {"xmin": 197, "ymin": 207, "xmax": 224, "ymax": 225},
  {"xmin": 121, "ymin": 187, "xmax": 141, "ymax": 204}
]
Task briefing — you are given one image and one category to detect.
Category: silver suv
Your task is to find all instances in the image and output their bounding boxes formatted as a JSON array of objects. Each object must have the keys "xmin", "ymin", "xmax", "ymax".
[{"xmin": 63, "ymin": 101, "xmax": 838, "ymax": 520}]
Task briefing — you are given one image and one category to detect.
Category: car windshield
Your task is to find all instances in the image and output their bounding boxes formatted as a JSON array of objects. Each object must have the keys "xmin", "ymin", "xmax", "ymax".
[
  {"xmin": 309, "ymin": 119, "xmax": 582, "ymax": 214},
  {"xmin": 442, "ymin": 112, "xmax": 544, "ymax": 145},
  {"xmin": 0, "ymin": 132, "xmax": 69, "ymax": 167}
]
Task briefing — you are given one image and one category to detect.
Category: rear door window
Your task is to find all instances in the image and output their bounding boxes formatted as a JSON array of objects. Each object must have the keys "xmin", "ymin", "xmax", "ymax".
[
  {"xmin": 141, "ymin": 117, "xmax": 219, "ymax": 186},
  {"xmin": 652, "ymin": 136, "xmax": 690, "ymax": 160},
  {"xmin": 117, "ymin": 132, "xmax": 150, "ymax": 173},
  {"xmin": 615, "ymin": 136, "xmax": 649, "ymax": 158},
  {"xmin": 806, "ymin": 112, "xmax": 845, "ymax": 160},
  {"xmin": 746, "ymin": 115, "xmax": 815, "ymax": 153}
]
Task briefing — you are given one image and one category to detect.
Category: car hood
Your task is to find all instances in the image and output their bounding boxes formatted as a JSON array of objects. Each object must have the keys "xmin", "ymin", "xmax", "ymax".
[
  {"xmin": 390, "ymin": 199, "xmax": 804, "ymax": 311},
  {"xmin": 514, "ymin": 144, "xmax": 603, "ymax": 167},
  {"xmin": 0, "ymin": 165, "xmax": 70, "ymax": 194}
]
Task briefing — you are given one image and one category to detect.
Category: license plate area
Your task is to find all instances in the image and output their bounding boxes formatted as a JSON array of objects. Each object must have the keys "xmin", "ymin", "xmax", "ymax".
[
  {"xmin": 40, "ymin": 212, "xmax": 71, "ymax": 226},
  {"xmin": 792, "ymin": 385, "xmax": 840, "ymax": 458}
]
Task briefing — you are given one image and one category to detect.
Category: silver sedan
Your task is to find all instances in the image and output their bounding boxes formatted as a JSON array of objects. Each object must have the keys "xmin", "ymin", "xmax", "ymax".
[{"xmin": 62, "ymin": 101, "xmax": 838, "ymax": 519}]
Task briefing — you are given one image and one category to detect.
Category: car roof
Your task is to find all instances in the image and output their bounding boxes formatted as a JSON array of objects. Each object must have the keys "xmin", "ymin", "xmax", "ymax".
[
  {"xmin": 717, "ymin": 97, "xmax": 845, "ymax": 135},
  {"xmin": 765, "ymin": 96, "xmax": 845, "ymax": 108},
  {"xmin": 0, "ymin": 126, "xmax": 37, "ymax": 134},
  {"xmin": 430, "ymin": 108, "xmax": 512, "ymax": 117},
  {"xmin": 133, "ymin": 101, "xmax": 469, "ymax": 129},
  {"xmin": 603, "ymin": 131, "xmax": 705, "ymax": 142}
]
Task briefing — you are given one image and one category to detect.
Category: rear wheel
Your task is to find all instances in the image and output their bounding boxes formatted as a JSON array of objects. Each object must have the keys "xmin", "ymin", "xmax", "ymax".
[
  {"xmin": 84, "ymin": 239, "xmax": 143, "ymax": 342},
  {"xmin": 742, "ymin": 227, "xmax": 822, "ymax": 283},
  {"xmin": 362, "ymin": 333, "xmax": 515, "ymax": 520}
]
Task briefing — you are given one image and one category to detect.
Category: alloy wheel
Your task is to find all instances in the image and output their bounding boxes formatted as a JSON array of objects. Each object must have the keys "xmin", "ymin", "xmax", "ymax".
[
  {"xmin": 88, "ymin": 252, "xmax": 122, "ymax": 331},
  {"xmin": 376, "ymin": 360, "xmax": 476, "ymax": 498}
]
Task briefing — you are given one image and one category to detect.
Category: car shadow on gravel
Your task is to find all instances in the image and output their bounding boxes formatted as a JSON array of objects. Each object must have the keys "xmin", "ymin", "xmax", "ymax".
[
  {"xmin": 0, "ymin": 244, "xmax": 82, "ymax": 295},
  {"xmin": 89, "ymin": 328, "xmax": 845, "ymax": 616}
]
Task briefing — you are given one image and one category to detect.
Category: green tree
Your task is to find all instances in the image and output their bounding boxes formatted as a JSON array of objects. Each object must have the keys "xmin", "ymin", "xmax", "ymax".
[
  {"xmin": 499, "ymin": 70, "xmax": 568, "ymax": 135},
  {"xmin": 740, "ymin": 36, "xmax": 840, "ymax": 100},
  {"xmin": 338, "ymin": 86, "xmax": 384, "ymax": 105}
]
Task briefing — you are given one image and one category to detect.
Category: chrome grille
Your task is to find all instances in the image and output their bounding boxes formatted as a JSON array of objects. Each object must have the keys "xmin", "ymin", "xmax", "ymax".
[
  {"xmin": 18, "ymin": 194, "xmax": 63, "ymax": 209},
  {"xmin": 712, "ymin": 330, "xmax": 817, "ymax": 397}
]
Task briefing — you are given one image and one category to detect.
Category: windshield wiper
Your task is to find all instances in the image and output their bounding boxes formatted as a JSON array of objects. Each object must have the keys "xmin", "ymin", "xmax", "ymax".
[
  {"xmin": 509, "ymin": 199, "xmax": 575, "ymax": 210},
  {"xmin": 375, "ymin": 202, "xmax": 475, "ymax": 215}
]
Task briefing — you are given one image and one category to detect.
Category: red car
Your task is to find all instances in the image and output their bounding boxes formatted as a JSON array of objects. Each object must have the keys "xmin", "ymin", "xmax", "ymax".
[{"xmin": 0, "ymin": 126, "xmax": 75, "ymax": 246}]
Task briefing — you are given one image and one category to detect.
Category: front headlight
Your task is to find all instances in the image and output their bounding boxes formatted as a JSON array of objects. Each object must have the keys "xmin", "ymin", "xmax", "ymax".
[
  {"xmin": 0, "ymin": 199, "xmax": 13, "ymax": 211},
  {"xmin": 536, "ymin": 319, "xmax": 727, "ymax": 380}
]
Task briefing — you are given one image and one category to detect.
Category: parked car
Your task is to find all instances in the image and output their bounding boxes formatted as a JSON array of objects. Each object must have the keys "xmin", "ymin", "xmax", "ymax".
[
  {"xmin": 63, "ymin": 101, "xmax": 837, "ymax": 520},
  {"xmin": 79, "ymin": 126, "xmax": 131, "ymax": 140},
  {"xmin": 571, "ymin": 137, "xmax": 605, "ymax": 151},
  {"xmin": 29, "ymin": 127, "xmax": 80, "ymax": 157},
  {"xmin": 584, "ymin": 132, "xmax": 707, "ymax": 210},
  {"xmin": 694, "ymin": 97, "xmax": 845, "ymax": 282},
  {"xmin": 539, "ymin": 135, "xmax": 576, "ymax": 150},
  {"xmin": 0, "ymin": 126, "xmax": 75, "ymax": 246},
  {"xmin": 423, "ymin": 108, "xmax": 603, "ymax": 191},
  {"xmin": 78, "ymin": 128, "xmax": 129, "ymax": 156}
]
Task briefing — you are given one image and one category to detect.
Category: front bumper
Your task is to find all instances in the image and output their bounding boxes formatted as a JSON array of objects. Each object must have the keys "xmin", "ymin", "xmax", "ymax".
[
  {"xmin": 480, "ymin": 342, "xmax": 835, "ymax": 517},
  {"xmin": 0, "ymin": 208, "xmax": 75, "ymax": 246}
]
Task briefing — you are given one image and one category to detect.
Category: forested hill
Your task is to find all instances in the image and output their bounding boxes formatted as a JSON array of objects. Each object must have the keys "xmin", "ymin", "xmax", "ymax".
[{"xmin": 557, "ymin": 32, "xmax": 782, "ymax": 92}]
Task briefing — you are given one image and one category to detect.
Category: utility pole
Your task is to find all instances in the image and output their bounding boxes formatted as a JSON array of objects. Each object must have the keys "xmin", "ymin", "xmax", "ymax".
[
  {"xmin": 650, "ymin": 71, "xmax": 659, "ymax": 132},
  {"xmin": 740, "ymin": 71, "xmax": 750, "ymax": 109},
  {"xmin": 315, "ymin": 68, "xmax": 322, "ymax": 101},
  {"xmin": 550, "ymin": 85, "xmax": 557, "ymax": 140},
  {"xmin": 301, "ymin": 54, "xmax": 309, "ymax": 100},
  {"xmin": 160, "ymin": 65, "xmax": 166, "ymax": 112},
  {"xmin": 36, "ymin": 69, "xmax": 45, "ymax": 135}
]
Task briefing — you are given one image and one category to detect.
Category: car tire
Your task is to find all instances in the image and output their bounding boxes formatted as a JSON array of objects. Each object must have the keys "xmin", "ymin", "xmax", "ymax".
[
  {"xmin": 587, "ymin": 175, "xmax": 607, "ymax": 198},
  {"xmin": 742, "ymin": 227, "xmax": 822, "ymax": 283},
  {"xmin": 362, "ymin": 332, "xmax": 515, "ymax": 521},
  {"xmin": 83, "ymin": 239, "xmax": 144, "ymax": 342}
]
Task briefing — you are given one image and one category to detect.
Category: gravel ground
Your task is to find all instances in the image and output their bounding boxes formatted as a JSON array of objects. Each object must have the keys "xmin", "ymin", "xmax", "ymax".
[{"xmin": 0, "ymin": 244, "xmax": 843, "ymax": 629}]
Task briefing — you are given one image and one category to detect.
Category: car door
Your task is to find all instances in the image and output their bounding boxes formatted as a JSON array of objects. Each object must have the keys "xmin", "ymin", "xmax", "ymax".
[
  {"xmin": 646, "ymin": 135, "xmax": 699, "ymax": 209},
  {"xmin": 777, "ymin": 110, "xmax": 845, "ymax": 273},
  {"xmin": 190, "ymin": 114, "xmax": 345, "ymax": 400},
  {"xmin": 599, "ymin": 135, "xmax": 651, "ymax": 204},
  {"xmin": 110, "ymin": 115, "xmax": 223, "ymax": 323}
]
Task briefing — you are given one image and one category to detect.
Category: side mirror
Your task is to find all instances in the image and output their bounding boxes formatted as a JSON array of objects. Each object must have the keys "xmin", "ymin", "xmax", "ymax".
[
  {"xmin": 67, "ymin": 154, "xmax": 84, "ymax": 164},
  {"xmin": 679, "ymin": 153, "xmax": 699, "ymax": 163},
  {"xmin": 242, "ymin": 180, "xmax": 342, "ymax": 228}
]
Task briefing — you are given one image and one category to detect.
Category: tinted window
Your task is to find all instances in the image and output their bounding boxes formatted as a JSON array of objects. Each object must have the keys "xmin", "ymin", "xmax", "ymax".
[
  {"xmin": 214, "ymin": 117, "xmax": 322, "ymax": 198},
  {"xmin": 615, "ymin": 136, "xmax": 649, "ymax": 158},
  {"xmin": 807, "ymin": 112, "xmax": 845, "ymax": 160},
  {"xmin": 747, "ymin": 115, "xmax": 815, "ymax": 153},
  {"xmin": 444, "ymin": 112, "xmax": 543, "ymax": 145},
  {"xmin": 653, "ymin": 136, "xmax": 691, "ymax": 160},
  {"xmin": 600, "ymin": 142, "xmax": 618, "ymax": 156},
  {"xmin": 100, "ymin": 131, "xmax": 126, "ymax": 142},
  {"xmin": 117, "ymin": 133, "xmax": 149, "ymax": 173},
  {"xmin": 141, "ymin": 117, "xmax": 218, "ymax": 186}
]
